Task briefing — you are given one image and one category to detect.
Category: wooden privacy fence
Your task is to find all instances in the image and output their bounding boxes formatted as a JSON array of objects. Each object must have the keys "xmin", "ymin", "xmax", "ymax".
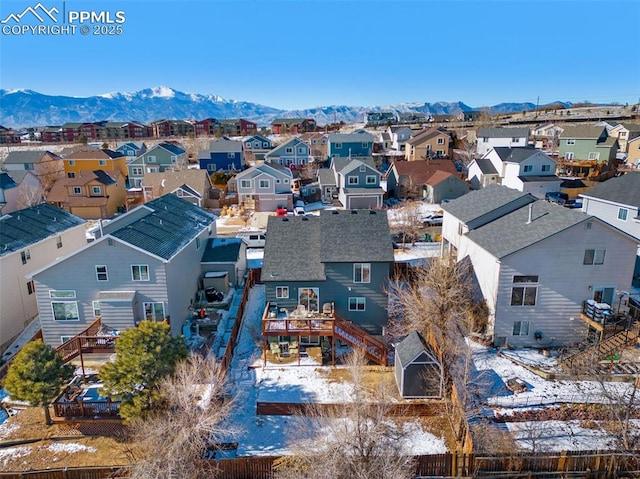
[
  {"xmin": 3, "ymin": 450, "xmax": 638, "ymax": 479},
  {"xmin": 256, "ymin": 401, "xmax": 445, "ymax": 417}
]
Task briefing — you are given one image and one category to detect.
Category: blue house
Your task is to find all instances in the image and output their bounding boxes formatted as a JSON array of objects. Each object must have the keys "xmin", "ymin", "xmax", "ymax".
[
  {"xmin": 327, "ymin": 131, "xmax": 375, "ymax": 159},
  {"xmin": 115, "ymin": 142, "xmax": 147, "ymax": 159},
  {"xmin": 198, "ymin": 139, "xmax": 244, "ymax": 173}
]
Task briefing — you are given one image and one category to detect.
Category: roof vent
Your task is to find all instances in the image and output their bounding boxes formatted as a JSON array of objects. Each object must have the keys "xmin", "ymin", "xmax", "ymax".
[
  {"xmin": 526, "ymin": 203, "xmax": 533, "ymax": 225},
  {"xmin": 351, "ymin": 210, "xmax": 358, "ymax": 214},
  {"xmin": 301, "ymin": 217, "xmax": 309, "ymax": 221},
  {"xmin": 369, "ymin": 210, "xmax": 376, "ymax": 214},
  {"xmin": 282, "ymin": 218, "xmax": 289, "ymax": 222},
  {"xmin": 332, "ymin": 211, "xmax": 339, "ymax": 214}
]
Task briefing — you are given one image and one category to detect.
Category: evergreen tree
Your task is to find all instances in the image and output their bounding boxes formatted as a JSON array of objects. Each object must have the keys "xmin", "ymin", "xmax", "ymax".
[
  {"xmin": 100, "ymin": 321, "xmax": 188, "ymax": 421},
  {"xmin": 3, "ymin": 340, "xmax": 74, "ymax": 425}
]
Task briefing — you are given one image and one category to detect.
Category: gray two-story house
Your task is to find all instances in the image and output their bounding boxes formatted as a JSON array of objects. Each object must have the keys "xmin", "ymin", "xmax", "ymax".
[
  {"xmin": 31, "ymin": 194, "xmax": 217, "ymax": 347},
  {"xmin": 230, "ymin": 163, "xmax": 293, "ymax": 212},
  {"xmin": 262, "ymin": 209, "xmax": 394, "ymax": 335},
  {"xmin": 127, "ymin": 142, "xmax": 187, "ymax": 187},
  {"xmin": 330, "ymin": 157, "xmax": 383, "ymax": 209}
]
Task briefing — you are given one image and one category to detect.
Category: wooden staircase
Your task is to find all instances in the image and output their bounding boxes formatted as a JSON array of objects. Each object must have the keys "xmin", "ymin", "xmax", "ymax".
[
  {"xmin": 56, "ymin": 318, "xmax": 116, "ymax": 363},
  {"xmin": 333, "ymin": 315, "xmax": 388, "ymax": 366},
  {"xmin": 561, "ymin": 324, "xmax": 640, "ymax": 371}
]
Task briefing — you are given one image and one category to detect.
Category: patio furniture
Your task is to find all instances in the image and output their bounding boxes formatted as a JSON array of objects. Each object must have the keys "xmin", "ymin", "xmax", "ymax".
[{"xmin": 289, "ymin": 346, "xmax": 298, "ymax": 357}]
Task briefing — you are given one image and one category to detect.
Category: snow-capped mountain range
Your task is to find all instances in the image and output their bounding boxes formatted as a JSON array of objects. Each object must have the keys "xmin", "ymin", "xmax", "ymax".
[{"xmin": 0, "ymin": 86, "xmax": 570, "ymax": 129}]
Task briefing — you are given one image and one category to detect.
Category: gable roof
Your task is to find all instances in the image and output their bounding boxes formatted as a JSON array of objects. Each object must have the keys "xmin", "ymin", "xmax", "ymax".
[
  {"xmin": 4, "ymin": 150, "xmax": 61, "ymax": 164},
  {"xmin": 465, "ymin": 200, "xmax": 590, "ymax": 259},
  {"xmin": 491, "ymin": 146, "xmax": 548, "ymax": 163},
  {"xmin": 47, "ymin": 170, "xmax": 119, "ymax": 202},
  {"xmin": 389, "ymin": 159, "xmax": 458, "ymax": 184},
  {"xmin": 406, "ymin": 127, "xmax": 451, "ymax": 146},
  {"xmin": 328, "ymin": 132, "xmax": 375, "ymax": 143},
  {"xmin": 235, "ymin": 162, "xmax": 293, "ymax": 181},
  {"xmin": 270, "ymin": 118, "xmax": 310, "ymax": 125},
  {"xmin": 201, "ymin": 237, "xmax": 243, "ymax": 263},
  {"xmin": 0, "ymin": 172, "xmax": 18, "ymax": 190},
  {"xmin": 560, "ymin": 125, "xmax": 606, "ymax": 139},
  {"xmin": 443, "ymin": 184, "xmax": 535, "ymax": 224},
  {"xmin": 100, "ymin": 194, "xmax": 216, "ymax": 261},
  {"xmin": 262, "ymin": 209, "xmax": 393, "ymax": 281},
  {"xmin": 472, "ymin": 158, "xmax": 499, "ymax": 175},
  {"xmin": 579, "ymin": 172, "xmax": 640, "ymax": 207},
  {"xmin": 0, "ymin": 204, "xmax": 85, "ymax": 256},
  {"xmin": 476, "ymin": 127, "xmax": 530, "ymax": 139},
  {"xmin": 317, "ymin": 168, "xmax": 337, "ymax": 186},
  {"xmin": 396, "ymin": 331, "xmax": 437, "ymax": 367},
  {"xmin": 266, "ymin": 138, "xmax": 308, "ymax": 157},
  {"xmin": 339, "ymin": 159, "xmax": 380, "ymax": 177},
  {"xmin": 147, "ymin": 142, "xmax": 186, "ymax": 156},
  {"xmin": 203, "ymin": 139, "xmax": 243, "ymax": 153},
  {"xmin": 331, "ymin": 156, "xmax": 376, "ymax": 173},
  {"xmin": 244, "ymin": 134, "xmax": 271, "ymax": 144},
  {"xmin": 65, "ymin": 149, "xmax": 125, "ymax": 160},
  {"xmin": 426, "ymin": 170, "xmax": 456, "ymax": 186},
  {"xmin": 142, "ymin": 169, "xmax": 213, "ymax": 198}
]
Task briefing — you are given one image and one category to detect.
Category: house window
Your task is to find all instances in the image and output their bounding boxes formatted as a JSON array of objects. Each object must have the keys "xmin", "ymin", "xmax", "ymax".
[
  {"xmin": 618, "ymin": 208, "xmax": 628, "ymax": 221},
  {"xmin": 49, "ymin": 290, "xmax": 76, "ymax": 299},
  {"xmin": 566, "ymin": 139, "xmax": 576, "ymax": 145},
  {"xmin": 98, "ymin": 160, "xmax": 107, "ymax": 166},
  {"xmin": 263, "ymin": 142, "xmax": 269, "ymax": 148},
  {"xmin": 92, "ymin": 301, "xmax": 101, "ymax": 318},
  {"xmin": 68, "ymin": 160, "xmax": 75, "ymax": 166},
  {"xmin": 276, "ymin": 286, "xmax": 289, "ymax": 299},
  {"xmin": 523, "ymin": 165, "xmax": 533, "ymax": 173},
  {"xmin": 67, "ymin": 172, "xmax": 76, "ymax": 178},
  {"xmin": 132, "ymin": 167, "xmax": 143, "ymax": 176},
  {"xmin": 240, "ymin": 180, "xmax": 251, "ymax": 188},
  {"xmin": 512, "ymin": 138, "xmax": 520, "ymax": 143},
  {"xmin": 348, "ymin": 176, "xmax": 359, "ymax": 185},
  {"xmin": 196, "ymin": 237, "xmax": 201, "ymax": 250},
  {"xmin": 511, "ymin": 276, "xmax": 538, "ymax": 306},
  {"xmin": 207, "ymin": 163, "xmax": 217, "ymax": 172},
  {"xmin": 285, "ymin": 147, "xmax": 293, "ymax": 154},
  {"xmin": 541, "ymin": 164, "xmax": 551, "ymax": 172},
  {"xmin": 565, "ymin": 152, "xmax": 574, "ymax": 160},
  {"xmin": 52, "ymin": 302, "xmax": 80, "ymax": 321},
  {"xmin": 147, "ymin": 156, "xmax": 156, "ymax": 163},
  {"xmin": 354, "ymin": 263, "xmax": 371, "ymax": 283},
  {"xmin": 60, "ymin": 336, "xmax": 73, "ymax": 344},
  {"xmin": 366, "ymin": 175, "xmax": 377, "ymax": 184},
  {"xmin": 56, "ymin": 236, "xmax": 62, "ymax": 249},
  {"xmin": 144, "ymin": 302, "xmax": 165, "ymax": 322},
  {"xmin": 359, "ymin": 165, "xmax": 366, "ymax": 172},
  {"xmin": 588, "ymin": 152, "xmax": 600, "ymax": 161},
  {"xmin": 27, "ymin": 280, "xmax": 35, "ymax": 295},
  {"xmin": 348, "ymin": 297, "xmax": 366, "ymax": 311},
  {"xmin": 146, "ymin": 167, "xmax": 159, "ymax": 173},
  {"xmin": 245, "ymin": 142, "xmax": 252, "ymax": 149},
  {"xmin": 298, "ymin": 287, "xmax": 319, "ymax": 312},
  {"xmin": 362, "ymin": 143, "xmax": 369, "ymax": 148},
  {"xmin": 284, "ymin": 179, "xmax": 289, "ymax": 184},
  {"xmin": 436, "ymin": 150, "xmax": 445, "ymax": 156},
  {"xmin": 92, "ymin": 186, "xmax": 102, "ymax": 195},
  {"xmin": 228, "ymin": 153, "xmax": 235, "ymax": 158},
  {"xmin": 171, "ymin": 155, "xmax": 177, "ymax": 163},
  {"xmin": 72, "ymin": 186, "xmax": 82, "ymax": 195},
  {"xmin": 96, "ymin": 265, "xmax": 108, "ymax": 281},
  {"xmin": 437, "ymin": 138, "xmax": 445, "ymax": 144},
  {"xmin": 21, "ymin": 249, "xmax": 31, "ymax": 264},
  {"xmin": 512, "ymin": 320, "xmax": 530, "ymax": 336},
  {"xmin": 335, "ymin": 143, "xmax": 342, "ymax": 149},
  {"xmin": 298, "ymin": 147, "xmax": 305, "ymax": 154},
  {"xmin": 259, "ymin": 179, "xmax": 270, "ymax": 188},
  {"xmin": 132, "ymin": 264, "xmax": 150, "ymax": 281},
  {"xmin": 276, "ymin": 179, "xmax": 281, "ymax": 184},
  {"xmin": 25, "ymin": 163, "xmax": 34, "ymax": 170},
  {"xmin": 583, "ymin": 249, "xmax": 606, "ymax": 265}
]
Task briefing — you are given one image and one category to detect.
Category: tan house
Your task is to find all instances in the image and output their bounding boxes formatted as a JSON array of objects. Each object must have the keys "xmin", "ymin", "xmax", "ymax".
[
  {"xmin": 141, "ymin": 169, "xmax": 220, "ymax": 208},
  {"xmin": 609, "ymin": 122, "xmax": 640, "ymax": 153},
  {"xmin": 627, "ymin": 136, "xmax": 640, "ymax": 166},
  {"xmin": 404, "ymin": 128, "xmax": 453, "ymax": 161},
  {"xmin": 384, "ymin": 159, "xmax": 459, "ymax": 199},
  {"xmin": 2, "ymin": 150, "xmax": 65, "ymax": 195},
  {"xmin": 0, "ymin": 204, "xmax": 86, "ymax": 354},
  {"xmin": 47, "ymin": 170, "xmax": 126, "ymax": 219}
]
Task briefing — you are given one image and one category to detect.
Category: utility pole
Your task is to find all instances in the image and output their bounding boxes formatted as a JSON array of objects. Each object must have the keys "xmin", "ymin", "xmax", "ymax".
[{"xmin": 535, "ymin": 96, "xmax": 539, "ymax": 119}]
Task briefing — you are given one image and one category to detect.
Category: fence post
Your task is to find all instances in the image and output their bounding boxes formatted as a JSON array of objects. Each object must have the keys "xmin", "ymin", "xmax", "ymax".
[{"xmin": 451, "ymin": 450, "xmax": 457, "ymax": 477}]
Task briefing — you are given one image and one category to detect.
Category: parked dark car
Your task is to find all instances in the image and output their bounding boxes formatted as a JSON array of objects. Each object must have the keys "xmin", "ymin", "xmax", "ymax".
[{"xmin": 545, "ymin": 191, "xmax": 570, "ymax": 205}]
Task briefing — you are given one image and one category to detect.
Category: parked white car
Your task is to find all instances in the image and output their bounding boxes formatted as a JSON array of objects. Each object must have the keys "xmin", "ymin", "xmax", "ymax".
[{"xmin": 421, "ymin": 214, "xmax": 443, "ymax": 226}]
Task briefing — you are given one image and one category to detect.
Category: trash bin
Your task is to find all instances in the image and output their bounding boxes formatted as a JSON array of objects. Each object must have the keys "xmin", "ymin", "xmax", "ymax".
[{"xmin": 424, "ymin": 233, "xmax": 432, "ymax": 242}]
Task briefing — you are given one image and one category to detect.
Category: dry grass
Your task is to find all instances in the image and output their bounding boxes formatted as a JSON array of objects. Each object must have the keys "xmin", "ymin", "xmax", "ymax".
[{"xmin": 0, "ymin": 408, "xmax": 134, "ymax": 472}]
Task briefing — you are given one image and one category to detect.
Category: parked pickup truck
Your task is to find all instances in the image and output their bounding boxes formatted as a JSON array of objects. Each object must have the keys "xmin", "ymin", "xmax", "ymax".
[{"xmin": 545, "ymin": 191, "xmax": 570, "ymax": 205}]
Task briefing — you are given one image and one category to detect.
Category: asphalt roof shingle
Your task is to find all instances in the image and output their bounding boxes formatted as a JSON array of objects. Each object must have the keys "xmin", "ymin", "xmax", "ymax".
[
  {"xmin": 442, "ymin": 184, "xmax": 535, "ymax": 224},
  {"xmin": 201, "ymin": 238, "xmax": 243, "ymax": 263},
  {"xmin": 477, "ymin": 127, "xmax": 529, "ymax": 139},
  {"xmin": 0, "ymin": 204, "xmax": 85, "ymax": 256},
  {"xmin": 580, "ymin": 172, "xmax": 640, "ymax": 206},
  {"xmin": 103, "ymin": 194, "xmax": 216, "ymax": 260}
]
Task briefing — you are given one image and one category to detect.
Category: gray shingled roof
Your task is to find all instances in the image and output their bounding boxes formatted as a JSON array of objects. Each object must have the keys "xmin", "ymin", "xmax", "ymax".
[
  {"xmin": 201, "ymin": 238, "xmax": 242, "ymax": 263},
  {"xmin": 0, "ymin": 204, "xmax": 85, "ymax": 256},
  {"xmin": 328, "ymin": 132, "xmax": 375, "ymax": 143},
  {"xmin": 396, "ymin": 331, "xmax": 436, "ymax": 367},
  {"xmin": 519, "ymin": 175, "xmax": 561, "ymax": 183},
  {"xmin": 477, "ymin": 127, "xmax": 529, "ymax": 139},
  {"xmin": 560, "ymin": 125, "xmax": 605, "ymax": 139},
  {"xmin": 442, "ymin": 184, "xmax": 535, "ymax": 224},
  {"xmin": 205, "ymin": 139, "xmax": 243, "ymax": 153},
  {"xmin": 317, "ymin": 168, "xmax": 336, "ymax": 186},
  {"xmin": 262, "ymin": 216, "xmax": 325, "ymax": 282},
  {"xmin": 262, "ymin": 209, "xmax": 393, "ymax": 281},
  {"xmin": 466, "ymin": 200, "xmax": 589, "ymax": 259},
  {"xmin": 474, "ymin": 158, "xmax": 498, "ymax": 175},
  {"xmin": 104, "ymin": 194, "xmax": 216, "ymax": 260},
  {"xmin": 493, "ymin": 146, "xmax": 540, "ymax": 163},
  {"xmin": 4, "ymin": 150, "xmax": 60, "ymax": 164},
  {"xmin": 332, "ymin": 157, "xmax": 376, "ymax": 173},
  {"xmin": 580, "ymin": 172, "xmax": 640, "ymax": 207}
]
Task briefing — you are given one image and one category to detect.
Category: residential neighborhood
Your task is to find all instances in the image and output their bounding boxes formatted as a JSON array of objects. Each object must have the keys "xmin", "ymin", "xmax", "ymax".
[{"xmin": 1, "ymin": 50, "xmax": 640, "ymax": 479}]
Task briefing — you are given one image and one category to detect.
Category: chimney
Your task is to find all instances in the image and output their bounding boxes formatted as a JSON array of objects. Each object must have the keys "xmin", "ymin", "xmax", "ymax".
[{"xmin": 526, "ymin": 203, "xmax": 533, "ymax": 224}]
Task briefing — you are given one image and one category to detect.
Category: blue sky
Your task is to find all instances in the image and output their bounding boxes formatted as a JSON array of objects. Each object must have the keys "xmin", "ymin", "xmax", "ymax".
[{"xmin": 1, "ymin": 0, "xmax": 639, "ymax": 110}]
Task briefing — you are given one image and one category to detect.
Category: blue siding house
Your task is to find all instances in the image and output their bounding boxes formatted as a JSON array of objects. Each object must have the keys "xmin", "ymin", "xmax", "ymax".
[
  {"xmin": 327, "ymin": 131, "xmax": 375, "ymax": 159},
  {"xmin": 199, "ymin": 139, "xmax": 244, "ymax": 173}
]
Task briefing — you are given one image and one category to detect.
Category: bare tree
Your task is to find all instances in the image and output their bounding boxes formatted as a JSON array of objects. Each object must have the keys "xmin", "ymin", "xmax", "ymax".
[
  {"xmin": 273, "ymin": 349, "xmax": 416, "ymax": 479},
  {"xmin": 16, "ymin": 183, "xmax": 43, "ymax": 209},
  {"xmin": 126, "ymin": 354, "xmax": 236, "ymax": 479},
  {"xmin": 391, "ymin": 200, "xmax": 423, "ymax": 248}
]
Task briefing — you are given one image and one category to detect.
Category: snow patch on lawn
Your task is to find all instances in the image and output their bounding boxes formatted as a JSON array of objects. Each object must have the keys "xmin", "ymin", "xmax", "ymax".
[
  {"xmin": 47, "ymin": 442, "xmax": 97, "ymax": 454},
  {"xmin": 0, "ymin": 446, "xmax": 30, "ymax": 466}
]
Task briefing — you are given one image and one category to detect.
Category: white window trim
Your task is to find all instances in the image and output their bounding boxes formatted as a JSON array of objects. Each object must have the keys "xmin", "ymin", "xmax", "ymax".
[
  {"xmin": 92, "ymin": 300, "xmax": 101, "ymax": 318},
  {"xmin": 512, "ymin": 320, "xmax": 530, "ymax": 336},
  {"xmin": 50, "ymin": 290, "xmax": 76, "ymax": 299},
  {"xmin": 96, "ymin": 265, "xmax": 108, "ymax": 282},
  {"xmin": 51, "ymin": 301, "xmax": 80, "ymax": 322},
  {"xmin": 131, "ymin": 264, "xmax": 150, "ymax": 281},
  {"xmin": 240, "ymin": 180, "xmax": 252, "ymax": 188},
  {"xmin": 348, "ymin": 176, "xmax": 359, "ymax": 185},
  {"xmin": 618, "ymin": 208, "xmax": 628, "ymax": 221},
  {"xmin": 348, "ymin": 297, "xmax": 366, "ymax": 311},
  {"xmin": 143, "ymin": 302, "xmax": 165, "ymax": 322},
  {"xmin": 366, "ymin": 175, "xmax": 377, "ymax": 184},
  {"xmin": 353, "ymin": 263, "xmax": 371, "ymax": 284},
  {"xmin": 276, "ymin": 286, "xmax": 289, "ymax": 299}
]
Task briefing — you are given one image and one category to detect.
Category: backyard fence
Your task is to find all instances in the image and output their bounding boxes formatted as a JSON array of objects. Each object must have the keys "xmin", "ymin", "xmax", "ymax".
[{"xmin": 1, "ymin": 450, "xmax": 638, "ymax": 479}]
